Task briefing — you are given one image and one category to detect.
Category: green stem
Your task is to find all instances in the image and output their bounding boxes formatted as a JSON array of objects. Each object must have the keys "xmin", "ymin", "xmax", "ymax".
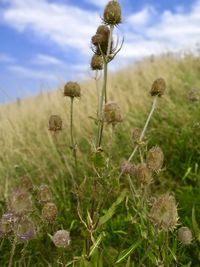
[
  {"xmin": 70, "ymin": 97, "xmax": 78, "ymax": 170},
  {"xmin": 8, "ymin": 233, "xmax": 18, "ymax": 267}
]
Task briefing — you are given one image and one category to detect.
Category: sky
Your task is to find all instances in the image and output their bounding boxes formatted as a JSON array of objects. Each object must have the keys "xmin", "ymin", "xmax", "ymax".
[{"xmin": 0, "ymin": 0, "xmax": 200, "ymax": 103}]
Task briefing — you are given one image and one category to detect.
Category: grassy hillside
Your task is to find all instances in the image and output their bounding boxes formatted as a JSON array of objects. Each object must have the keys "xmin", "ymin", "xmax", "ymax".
[{"xmin": 0, "ymin": 54, "xmax": 200, "ymax": 266}]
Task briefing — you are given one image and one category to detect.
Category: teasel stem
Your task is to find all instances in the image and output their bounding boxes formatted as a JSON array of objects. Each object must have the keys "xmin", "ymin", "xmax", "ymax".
[
  {"xmin": 107, "ymin": 124, "xmax": 115, "ymax": 168},
  {"xmin": 96, "ymin": 25, "xmax": 114, "ymax": 148},
  {"xmin": 70, "ymin": 97, "xmax": 78, "ymax": 170}
]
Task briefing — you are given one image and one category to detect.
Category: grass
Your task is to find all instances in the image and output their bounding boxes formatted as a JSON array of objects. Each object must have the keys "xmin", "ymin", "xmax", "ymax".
[{"xmin": 0, "ymin": 53, "xmax": 200, "ymax": 266}]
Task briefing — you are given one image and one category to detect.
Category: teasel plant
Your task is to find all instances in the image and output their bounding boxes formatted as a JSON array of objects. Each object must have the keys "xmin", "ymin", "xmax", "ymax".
[{"xmin": 90, "ymin": 0, "xmax": 124, "ymax": 150}]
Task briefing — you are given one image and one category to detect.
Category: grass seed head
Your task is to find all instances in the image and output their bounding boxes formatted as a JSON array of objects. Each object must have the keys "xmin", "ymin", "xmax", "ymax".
[
  {"xmin": 149, "ymin": 193, "xmax": 178, "ymax": 231},
  {"xmin": 150, "ymin": 78, "xmax": 166, "ymax": 97},
  {"xmin": 52, "ymin": 230, "xmax": 71, "ymax": 248},
  {"xmin": 147, "ymin": 145, "xmax": 164, "ymax": 172},
  {"xmin": 49, "ymin": 115, "xmax": 62, "ymax": 132},
  {"xmin": 38, "ymin": 184, "xmax": 53, "ymax": 203},
  {"xmin": 64, "ymin": 82, "xmax": 81, "ymax": 98},
  {"xmin": 103, "ymin": 0, "xmax": 122, "ymax": 25},
  {"xmin": 104, "ymin": 101, "xmax": 123, "ymax": 125},
  {"xmin": 42, "ymin": 202, "xmax": 58, "ymax": 223},
  {"xmin": 178, "ymin": 227, "xmax": 193, "ymax": 245},
  {"xmin": 90, "ymin": 54, "xmax": 104, "ymax": 70}
]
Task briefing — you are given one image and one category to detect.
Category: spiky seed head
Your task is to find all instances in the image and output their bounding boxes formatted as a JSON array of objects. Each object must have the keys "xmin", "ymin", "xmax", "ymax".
[
  {"xmin": 147, "ymin": 146, "xmax": 164, "ymax": 172},
  {"xmin": 17, "ymin": 218, "xmax": 35, "ymax": 241},
  {"xmin": 90, "ymin": 54, "xmax": 103, "ymax": 70},
  {"xmin": 132, "ymin": 128, "xmax": 142, "ymax": 144},
  {"xmin": 0, "ymin": 213, "xmax": 17, "ymax": 237},
  {"xmin": 135, "ymin": 164, "xmax": 152, "ymax": 187},
  {"xmin": 9, "ymin": 189, "xmax": 32, "ymax": 215},
  {"xmin": 64, "ymin": 82, "xmax": 81, "ymax": 98},
  {"xmin": 52, "ymin": 230, "xmax": 71, "ymax": 248},
  {"xmin": 49, "ymin": 115, "xmax": 62, "ymax": 132},
  {"xmin": 120, "ymin": 161, "xmax": 135, "ymax": 175},
  {"xmin": 150, "ymin": 78, "xmax": 166, "ymax": 97},
  {"xmin": 38, "ymin": 184, "xmax": 53, "ymax": 203},
  {"xmin": 149, "ymin": 193, "xmax": 178, "ymax": 231},
  {"xmin": 178, "ymin": 227, "xmax": 193, "ymax": 245},
  {"xmin": 20, "ymin": 176, "xmax": 33, "ymax": 192},
  {"xmin": 103, "ymin": 1, "xmax": 122, "ymax": 25},
  {"xmin": 104, "ymin": 101, "xmax": 123, "ymax": 125},
  {"xmin": 96, "ymin": 25, "xmax": 110, "ymax": 36},
  {"xmin": 42, "ymin": 202, "xmax": 58, "ymax": 223}
]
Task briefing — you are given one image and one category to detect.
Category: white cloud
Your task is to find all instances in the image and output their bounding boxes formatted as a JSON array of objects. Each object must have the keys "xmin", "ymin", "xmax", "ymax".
[
  {"xmin": 127, "ymin": 6, "xmax": 155, "ymax": 27},
  {"xmin": 32, "ymin": 54, "xmax": 63, "ymax": 65},
  {"xmin": 85, "ymin": 0, "xmax": 108, "ymax": 8},
  {"xmin": 0, "ymin": 53, "xmax": 15, "ymax": 63}
]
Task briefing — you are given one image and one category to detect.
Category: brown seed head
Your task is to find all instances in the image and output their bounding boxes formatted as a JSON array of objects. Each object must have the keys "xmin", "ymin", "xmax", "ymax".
[
  {"xmin": 150, "ymin": 78, "xmax": 166, "ymax": 97},
  {"xmin": 147, "ymin": 146, "xmax": 164, "ymax": 172},
  {"xmin": 20, "ymin": 176, "xmax": 33, "ymax": 192},
  {"xmin": 17, "ymin": 217, "xmax": 35, "ymax": 241},
  {"xmin": 104, "ymin": 101, "xmax": 123, "ymax": 125},
  {"xmin": 49, "ymin": 115, "xmax": 62, "ymax": 132},
  {"xmin": 52, "ymin": 230, "xmax": 71, "ymax": 248},
  {"xmin": 90, "ymin": 54, "xmax": 103, "ymax": 70},
  {"xmin": 178, "ymin": 227, "xmax": 193, "ymax": 245},
  {"xmin": 96, "ymin": 25, "xmax": 110, "ymax": 36},
  {"xmin": 38, "ymin": 184, "xmax": 53, "ymax": 203},
  {"xmin": 149, "ymin": 193, "xmax": 178, "ymax": 231},
  {"xmin": 64, "ymin": 81, "xmax": 81, "ymax": 98},
  {"xmin": 132, "ymin": 127, "xmax": 142, "ymax": 144},
  {"xmin": 42, "ymin": 202, "xmax": 58, "ymax": 223},
  {"xmin": 135, "ymin": 164, "xmax": 152, "ymax": 187},
  {"xmin": 103, "ymin": 0, "xmax": 122, "ymax": 25}
]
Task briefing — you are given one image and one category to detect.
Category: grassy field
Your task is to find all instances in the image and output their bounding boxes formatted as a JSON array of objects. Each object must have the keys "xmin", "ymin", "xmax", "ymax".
[{"xmin": 0, "ymin": 53, "xmax": 200, "ymax": 266}]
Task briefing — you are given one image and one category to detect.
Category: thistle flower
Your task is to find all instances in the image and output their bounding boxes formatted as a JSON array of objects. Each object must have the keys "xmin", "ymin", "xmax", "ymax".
[
  {"xmin": 120, "ymin": 161, "xmax": 135, "ymax": 175},
  {"xmin": 178, "ymin": 227, "xmax": 193, "ymax": 245},
  {"xmin": 9, "ymin": 189, "xmax": 32, "ymax": 215},
  {"xmin": 90, "ymin": 54, "xmax": 103, "ymax": 70},
  {"xmin": 38, "ymin": 184, "xmax": 53, "ymax": 204},
  {"xmin": 52, "ymin": 230, "xmax": 71, "ymax": 248},
  {"xmin": 41, "ymin": 202, "xmax": 58, "ymax": 223},
  {"xmin": 20, "ymin": 176, "xmax": 33, "ymax": 192},
  {"xmin": 104, "ymin": 101, "xmax": 122, "ymax": 125},
  {"xmin": 103, "ymin": 0, "xmax": 122, "ymax": 25},
  {"xmin": 135, "ymin": 164, "xmax": 152, "ymax": 187},
  {"xmin": 149, "ymin": 193, "xmax": 178, "ymax": 231},
  {"xmin": 17, "ymin": 217, "xmax": 35, "ymax": 241},
  {"xmin": 147, "ymin": 146, "xmax": 164, "ymax": 172},
  {"xmin": 64, "ymin": 82, "xmax": 81, "ymax": 98},
  {"xmin": 49, "ymin": 115, "xmax": 62, "ymax": 132},
  {"xmin": 0, "ymin": 212, "xmax": 17, "ymax": 237},
  {"xmin": 150, "ymin": 78, "xmax": 166, "ymax": 97}
]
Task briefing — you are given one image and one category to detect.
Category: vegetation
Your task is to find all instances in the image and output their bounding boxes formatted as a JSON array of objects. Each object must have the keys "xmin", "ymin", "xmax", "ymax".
[{"xmin": 1, "ymin": 1, "xmax": 200, "ymax": 266}]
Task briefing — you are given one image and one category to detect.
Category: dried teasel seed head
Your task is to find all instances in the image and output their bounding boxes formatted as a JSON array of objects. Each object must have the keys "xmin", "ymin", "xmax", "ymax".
[
  {"xmin": 103, "ymin": 0, "xmax": 122, "ymax": 25},
  {"xmin": 64, "ymin": 81, "xmax": 81, "ymax": 98},
  {"xmin": 147, "ymin": 146, "xmax": 164, "ymax": 172},
  {"xmin": 104, "ymin": 101, "xmax": 123, "ymax": 125},
  {"xmin": 120, "ymin": 161, "xmax": 135, "ymax": 175},
  {"xmin": 132, "ymin": 127, "xmax": 142, "ymax": 144},
  {"xmin": 135, "ymin": 164, "xmax": 152, "ymax": 187},
  {"xmin": 149, "ymin": 193, "xmax": 178, "ymax": 231},
  {"xmin": 150, "ymin": 78, "xmax": 166, "ymax": 97},
  {"xmin": 38, "ymin": 184, "xmax": 53, "ymax": 203},
  {"xmin": 17, "ymin": 217, "xmax": 35, "ymax": 242},
  {"xmin": 19, "ymin": 176, "xmax": 33, "ymax": 192},
  {"xmin": 92, "ymin": 34, "xmax": 107, "ymax": 46},
  {"xmin": 90, "ymin": 54, "xmax": 103, "ymax": 70},
  {"xmin": 178, "ymin": 227, "xmax": 193, "ymax": 245},
  {"xmin": 52, "ymin": 230, "xmax": 71, "ymax": 248},
  {"xmin": 42, "ymin": 202, "xmax": 58, "ymax": 223},
  {"xmin": 49, "ymin": 115, "xmax": 62, "ymax": 132},
  {"xmin": 96, "ymin": 25, "xmax": 110, "ymax": 36},
  {"xmin": 9, "ymin": 189, "xmax": 32, "ymax": 215},
  {"xmin": 0, "ymin": 212, "xmax": 17, "ymax": 237}
]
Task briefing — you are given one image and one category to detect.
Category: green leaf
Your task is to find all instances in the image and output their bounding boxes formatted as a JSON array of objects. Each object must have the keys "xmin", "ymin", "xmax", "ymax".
[
  {"xmin": 115, "ymin": 240, "xmax": 141, "ymax": 264},
  {"xmin": 98, "ymin": 190, "xmax": 127, "ymax": 227},
  {"xmin": 89, "ymin": 232, "xmax": 106, "ymax": 258},
  {"xmin": 192, "ymin": 206, "xmax": 200, "ymax": 241}
]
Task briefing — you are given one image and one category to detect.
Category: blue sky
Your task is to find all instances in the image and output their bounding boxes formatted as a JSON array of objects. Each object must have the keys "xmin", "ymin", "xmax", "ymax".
[{"xmin": 0, "ymin": 0, "xmax": 199, "ymax": 103}]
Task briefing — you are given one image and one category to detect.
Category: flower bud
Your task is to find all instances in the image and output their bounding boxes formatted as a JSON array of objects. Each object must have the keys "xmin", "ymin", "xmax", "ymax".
[
  {"xmin": 49, "ymin": 115, "xmax": 62, "ymax": 132},
  {"xmin": 104, "ymin": 101, "xmax": 122, "ymax": 125},
  {"xmin": 135, "ymin": 164, "xmax": 152, "ymax": 187},
  {"xmin": 147, "ymin": 146, "xmax": 164, "ymax": 172},
  {"xmin": 64, "ymin": 82, "xmax": 81, "ymax": 98},
  {"xmin": 17, "ymin": 217, "xmax": 35, "ymax": 241},
  {"xmin": 120, "ymin": 161, "xmax": 135, "ymax": 175},
  {"xmin": 42, "ymin": 202, "xmax": 58, "ymax": 223},
  {"xmin": 178, "ymin": 227, "xmax": 193, "ymax": 245},
  {"xmin": 38, "ymin": 184, "xmax": 53, "ymax": 203},
  {"xmin": 150, "ymin": 78, "xmax": 166, "ymax": 97},
  {"xmin": 103, "ymin": 1, "xmax": 122, "ymax": 25},
  {"xmin": 52, "ymin": 230, "xmax": 71, "ymax": 248},
  {"xmin": 90, "ymin": 54, "xmax": 103, "ymax": 70},
  {"xmin": 149, "ymin": 193, "xmax": 178, "ymax": 231}
]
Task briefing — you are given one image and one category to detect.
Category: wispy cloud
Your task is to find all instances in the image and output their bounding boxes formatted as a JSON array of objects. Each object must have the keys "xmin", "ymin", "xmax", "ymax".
[
  {"xmin": 127, "ymin": 6, "xmax": 156, "ymax": 28},
  {"xmin": 32, "ymin": 54, "xmax": 63, "ymax": 66},
  {"xmin": 0, "ymin": 52, "xmax": 15, "ymax": 63}
]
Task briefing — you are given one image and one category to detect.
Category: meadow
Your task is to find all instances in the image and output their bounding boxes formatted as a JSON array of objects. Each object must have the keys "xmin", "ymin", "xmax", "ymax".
[{"xmin": 0, "ymin": 1, "xmax": 200, "ymax": 266}]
